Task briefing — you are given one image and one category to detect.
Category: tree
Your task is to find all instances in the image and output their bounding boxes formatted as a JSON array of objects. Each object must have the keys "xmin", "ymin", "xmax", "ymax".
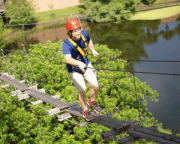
[
  {"xmin": 79, "ymin": 0, "xmax": 156, "ymax": 22},
  {"xmin": 5, "ymin": 0, "xmax": 37, "ymax": 28}
]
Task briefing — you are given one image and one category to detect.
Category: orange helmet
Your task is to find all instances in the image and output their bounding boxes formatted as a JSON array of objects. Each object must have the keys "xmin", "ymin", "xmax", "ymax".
[{"xmin": 66, "ymin": 18, "xmax": 81, "ymax": 31}]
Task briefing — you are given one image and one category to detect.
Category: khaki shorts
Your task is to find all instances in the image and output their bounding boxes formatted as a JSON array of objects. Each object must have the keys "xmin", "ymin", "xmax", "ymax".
[{"xmin": 70, "ymin": 63, "xmax": 99, "ymax": 92}]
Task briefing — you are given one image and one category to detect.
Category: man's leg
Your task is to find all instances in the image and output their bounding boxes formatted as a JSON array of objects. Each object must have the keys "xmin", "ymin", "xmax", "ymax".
[
  {"xmin": 84, "ymin": 63, "xmax": 99, "ymax": 100},
  {"xmin": 70, "ymin": 72, "xmax": 94, "ymax": 120},
  {"xmin": 79, "ymin": 90, "xmax": 88, "ymax": 111},
  {"xmin": 70, "ymin": 72, "xmax": 88, "ymax": 111},
  {"xmin": 84, "ymin": 63, "xmax": 101, "ymax": 112},
  {"xmin": 90, "ymin": 85, "xmax": 99, "ymax": 102}
]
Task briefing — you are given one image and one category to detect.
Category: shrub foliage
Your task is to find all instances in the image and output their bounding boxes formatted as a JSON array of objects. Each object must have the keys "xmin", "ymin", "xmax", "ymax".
[{"xmin": 0, "ymin": 41, "xmax": 171, "ymax": 144}]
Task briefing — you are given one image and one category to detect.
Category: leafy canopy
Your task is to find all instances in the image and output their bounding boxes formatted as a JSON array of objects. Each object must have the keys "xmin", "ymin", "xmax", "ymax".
[
  {"xmin": 5, "ymin": 0, "xmax": 37, "ymax": 27},
  {"xmin": 0, "ymin": 41, "xmax": 170, "ymax": 144}
]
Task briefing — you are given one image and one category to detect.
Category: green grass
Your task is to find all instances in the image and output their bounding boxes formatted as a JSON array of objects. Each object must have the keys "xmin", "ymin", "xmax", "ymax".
[
  {"xmin": 34, "ymin": 5, "xmax": 84, "ymax": 23},
  {"xmin": 155, "ymin": 0, "xmax": 173, "ymax": 3},
  {"xmin": 130, "ymin": 4, "xmax": 180, "ymax": 20}
]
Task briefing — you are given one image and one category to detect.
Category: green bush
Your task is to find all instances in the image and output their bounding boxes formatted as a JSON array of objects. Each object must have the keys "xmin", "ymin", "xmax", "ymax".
[
  {"xmin": 142, "ymin": 0, "xmax": 156, "ymax": 5},
  {"xmin": 80, "ymin": 0, "xmax": 141, "ymax": 22},
  {"xmin": 5, "ymin": 0, "xmax": 37, "ymax": 28},
  {"xmin": 80, "ymin": 0, "xmax": 156, "ymax": 22},
  {"xmin": 0, "ymin": 41, "xmax": 163, "ymax": 143}
]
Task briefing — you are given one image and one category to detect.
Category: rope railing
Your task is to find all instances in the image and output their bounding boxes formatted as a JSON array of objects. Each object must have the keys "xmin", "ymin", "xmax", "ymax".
[
  {"xmin": 2, "ymin": 48, "xmax": 180, "ymax": 63},
  {"xmin": 1, "ymin": 48, "xmax": 180, "ymax": 77}
]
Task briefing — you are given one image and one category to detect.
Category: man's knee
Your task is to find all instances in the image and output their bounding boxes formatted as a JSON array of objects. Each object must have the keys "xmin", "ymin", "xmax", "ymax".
[
  {"xmin": 79, "ymin": 90, "xmax": 86, "ymax": 97},
  {"xmin": 92, "ymin": 85, "xmax": 99, "ymax": 92}
]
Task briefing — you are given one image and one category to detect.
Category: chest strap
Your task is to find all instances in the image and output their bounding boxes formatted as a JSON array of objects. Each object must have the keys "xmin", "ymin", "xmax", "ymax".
[{"xmin": 68, "ymin": 34, "xmax": 88, "ymax": 58}]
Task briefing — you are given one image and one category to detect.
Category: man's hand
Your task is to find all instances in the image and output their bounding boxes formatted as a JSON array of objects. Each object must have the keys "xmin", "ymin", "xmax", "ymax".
[
  {"xmin": 78, "ymin": 61, "xmax": 86, "ymax": 73},
  {"xmin": 92, "ymin": 50, "xmax": 99, "ymax": 57}
]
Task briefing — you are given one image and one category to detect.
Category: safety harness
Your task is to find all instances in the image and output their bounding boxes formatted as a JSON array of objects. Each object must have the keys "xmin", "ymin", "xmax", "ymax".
[{"xmin": 68, "ymin": 34, "xmax": 88, "ymax": 58}]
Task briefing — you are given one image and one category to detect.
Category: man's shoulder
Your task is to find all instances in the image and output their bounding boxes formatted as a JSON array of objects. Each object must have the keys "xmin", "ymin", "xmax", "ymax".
[
  {"xmin": 81, "ymin": 30, "xmax": 90, "ymax": 42},
  {"xmin": 81, "ymin": 30, "xmax": 89, "ymax": 36},
  {"xmin": 63, "ymin": 39, "xmax": 72, "ymax": 48}
]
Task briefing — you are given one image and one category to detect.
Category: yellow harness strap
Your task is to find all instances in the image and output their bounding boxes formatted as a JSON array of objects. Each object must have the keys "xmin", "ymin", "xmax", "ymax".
[
  {"xmin": 81, "ymin": 34, "xmax": 88, "ymax": 48},
  {"xmin": 68, "ymin": 34, "xmax": 88, "ymax": 58}
]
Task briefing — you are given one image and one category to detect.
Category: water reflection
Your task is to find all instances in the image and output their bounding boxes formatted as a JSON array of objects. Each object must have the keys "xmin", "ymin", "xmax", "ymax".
[
  {"xmin": 88, "ymin": 20, "xmax": 180, "ymax": 129},
  {"xmin": 88, "ymin": 20, "xmax": 180, "ymax": 60}
]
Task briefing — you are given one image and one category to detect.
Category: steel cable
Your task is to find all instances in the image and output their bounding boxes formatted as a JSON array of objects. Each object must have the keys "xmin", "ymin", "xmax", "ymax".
[{"xmin": 22, "ymin": 44, "xmax": 38, "ymax": 85}]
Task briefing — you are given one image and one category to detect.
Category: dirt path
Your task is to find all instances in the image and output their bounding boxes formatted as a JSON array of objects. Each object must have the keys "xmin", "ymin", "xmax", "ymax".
[{"xmin": 30, "ymin": 0, "xmax": 80, "ymax": 12}]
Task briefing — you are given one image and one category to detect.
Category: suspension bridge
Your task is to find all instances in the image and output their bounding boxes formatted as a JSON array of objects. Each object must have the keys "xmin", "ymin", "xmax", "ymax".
[{"xmin": 0, "ymin": 47, "xmax": 180, "ymax": 143}]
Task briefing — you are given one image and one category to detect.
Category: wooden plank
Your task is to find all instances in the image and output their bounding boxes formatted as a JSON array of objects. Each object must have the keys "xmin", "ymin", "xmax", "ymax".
[
  {"xmin": 69, "ymin": 103, "xmax": 83, "ymax": 117},
  {"xmin": 38, "ymin": 88, "xmax": 46, "ymax": 93},
  {"xmin": 102, "ymin": 130, "xmax": 117, "ymax": 141},
  {"xmin": 69, "ymin": 103, "xmax": 98, "ymax": 121},
  {"xmin": 19, "ymin": 80, "xmax": 25, "ymax": 83},
  {"xmin": 135, "ymin": 127, "xmax": 180, "ymax": 143},
  {"xmin": 10, "ymin": 90, "xmax": 22, "ymax": 96},
  {"xmin": 0, "ymin": 75, "xmax": 69, "ymax": 110},
  {"xmin": 92, "ymin": 115, "xmax": 133, "ymax": 130},
  {"xmin": 9, "ymin": 75, "xmax": 15, "ymax": 79},
  {"xmin": 78, "ymin": 121, "xmax": 91, "ymax": 127},
  {"xmin": 0, "ymin": 75, "xmax": 28, "ymax": 91},
  {"xmin": 57, "ymin": 113, "xmax": 72, "ymax": 121},
  {"xmin": 1, "ymin": 73, "xmax": 9, "ymax": 76},
  {"xmin": 128, "ymin": 130, "xmax": 177, "ymax": 144},
  {"xmin": 0, "ymin": 84, "xmax": 10, "ymax": 88},
  {"xmin": 52, "ymin": 95, "xmax": 61, "ymax": 99},
  {"xmin": 31, "ymin": 100, "xmax": 43, "ymax": 105},
  {"xmin": 118, "ymin": 136, "xmax": 136, "ymax": 144},
  {"xmin": 69, "ymin": 103, "xmax": 133, "ymax": 129},
  {"xmin": 26, "ymin": 89, "xmax": 69, "ymax": 110},
  {"xmin": 47, "ymin": 108, "xmax": 60, "ymax": 116},
  {"xmin": 1, "ymin": 73, "xmax": 15, "ymax": 79},
  {"xmin": 18, "ymin": 93, "xmax": 30, "ymax": 101},
  {"xmin": 28, "ymin": 85, "xmax": 38, "ymax": 90}
]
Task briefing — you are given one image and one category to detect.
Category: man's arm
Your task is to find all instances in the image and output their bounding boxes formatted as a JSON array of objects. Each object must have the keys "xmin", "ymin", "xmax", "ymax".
[
  {"xmin": 64, "ymin": 54, "xmax": 86, "ymax": 72},
  {"xmin": 88, "ymin": 39, "xmax": 99, "ymax": 57}
]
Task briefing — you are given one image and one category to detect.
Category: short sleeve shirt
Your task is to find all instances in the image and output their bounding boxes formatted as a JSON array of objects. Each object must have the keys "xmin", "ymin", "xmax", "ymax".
[{"xmin": 63, "ymin": 30, "xmax": 90, "ymax": 73}]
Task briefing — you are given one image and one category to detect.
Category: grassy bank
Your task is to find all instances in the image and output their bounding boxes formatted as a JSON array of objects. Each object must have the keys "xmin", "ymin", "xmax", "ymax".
[
  {"xmin": 2, "ymin": 5, "xmax": 83, "ymax": 41},
  {"xmin": 131, "ymin": 5, "xmax": 180, "ymax": 20},
  {"xmin": 34, "ymin": 6, "xmax": 83, "ymax": 23}
]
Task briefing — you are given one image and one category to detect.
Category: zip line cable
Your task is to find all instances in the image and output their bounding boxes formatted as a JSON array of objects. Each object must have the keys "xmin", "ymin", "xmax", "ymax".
[
  {"xmin": 128, "ymin": 62, "xmax": 145, "ymax": 126},
  {"xmin": 95, "ymin": 54, "xmax": 180, "ymax": 63},
  {"xmin": 1, "ymin": 48, "xmax": 180, "ymax": 77},
  {"xmin": 4, "ymin": 2, "xmax": 180, "ymax": 27},
  {"xmin": 86, "ymin": 67, "xmax": 180, "ymax": 76},
  {"xmin": 2, "ymin": 48, "xmax": 180, "ymax": 63}
]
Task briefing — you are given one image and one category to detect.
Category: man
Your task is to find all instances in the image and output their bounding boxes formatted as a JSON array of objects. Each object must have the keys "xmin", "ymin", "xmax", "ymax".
[{"xmin": 63, "ymin": 17, "xmax": 101, "ymax": 121}]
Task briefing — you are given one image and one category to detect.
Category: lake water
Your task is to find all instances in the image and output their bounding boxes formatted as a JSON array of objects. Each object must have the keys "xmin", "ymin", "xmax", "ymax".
[{"xmin": 87, "ymin": 20, "xmax": 180, "ymax": 129}]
